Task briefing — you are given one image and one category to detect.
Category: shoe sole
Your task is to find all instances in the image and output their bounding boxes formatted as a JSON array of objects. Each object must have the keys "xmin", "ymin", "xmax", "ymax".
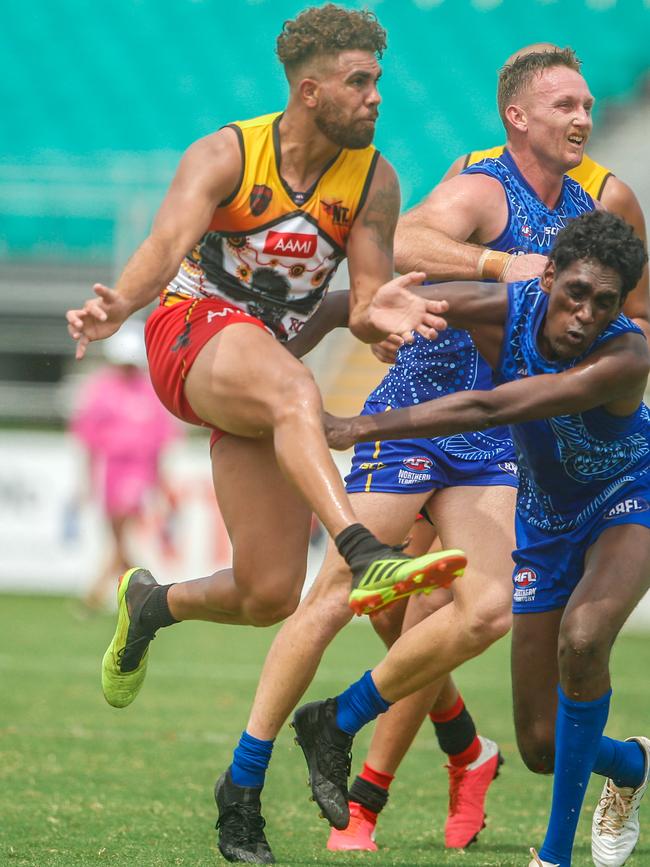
[
  {"xmin": 101, "ymin": 567, "xmax": 149, "ymax": 708},
  {"xmin": 450, "ymin": 752, "xmax": 505, "ymax": 850},
  {"xmin": 349, "ymin": 549, "xmax": 467, "ymax": 616}
]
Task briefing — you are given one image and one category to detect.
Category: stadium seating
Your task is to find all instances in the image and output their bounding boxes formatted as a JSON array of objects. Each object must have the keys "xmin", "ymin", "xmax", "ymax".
[
  {"xmin": 3, "ymin": 0, "xmax": 649, "ymax": 260},
  {"xmin": 1, "ymin": 0, "xmax": 648, "ymax": 421}
]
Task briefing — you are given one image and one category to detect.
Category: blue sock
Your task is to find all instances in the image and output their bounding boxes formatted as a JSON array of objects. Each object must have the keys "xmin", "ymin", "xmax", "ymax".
[
  {"xmin": 336, "ymin": 670, "xmax": 391, "ymax": 736},
  {"xmin": 594, "ymin": 736, "xmax": 646, "ymax": 789},
  {"xmin": 230, "ymin": 730, "xmax": 274, "ymax": 788},
  {"xmin": 539, "ymin": 687, "xmax": 611, "ymax": 867}
]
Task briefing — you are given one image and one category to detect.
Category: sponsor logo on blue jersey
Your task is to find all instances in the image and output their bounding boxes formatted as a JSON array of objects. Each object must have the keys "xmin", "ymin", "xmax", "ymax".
[{"xmin": 604, "ymin": 497, "xmax": 650, "ymax": 520}]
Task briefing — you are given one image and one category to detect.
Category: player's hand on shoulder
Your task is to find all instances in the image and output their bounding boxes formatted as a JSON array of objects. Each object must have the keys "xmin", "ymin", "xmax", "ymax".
[
  {"xmin": 66, "ymin": 283, "xmax": 132, "ymax": 360},
  {"xmin": 503, "ymin": 253, "xmax": 548, "ymax": 282},
  {"xmin": 369, "ymin": 272, "xmax": 448, "ymax": 343},
  {"xmin": 371, "ymin": 333, "xmax": 404, "ymax": 364}
]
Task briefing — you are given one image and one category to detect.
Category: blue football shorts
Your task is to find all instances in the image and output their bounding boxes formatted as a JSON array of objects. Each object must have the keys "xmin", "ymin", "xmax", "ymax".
[
  {"xmin": 512, "ymin": 475, "xmax": 650, "ymax": 613},
  {"xmin": 345, "ymin": 401, "xmax": 519, "ymax": 495}
]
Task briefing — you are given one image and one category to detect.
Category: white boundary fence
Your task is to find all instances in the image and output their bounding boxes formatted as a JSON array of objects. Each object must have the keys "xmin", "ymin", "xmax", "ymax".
[{"xmin": 0, "ymin": 432, "xmax": 648, "ymax": 628}]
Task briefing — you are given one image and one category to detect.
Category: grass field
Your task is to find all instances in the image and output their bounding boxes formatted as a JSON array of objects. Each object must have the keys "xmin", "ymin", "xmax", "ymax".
[{"xmin": 1, "ymin": 594, "xmax": 649, "ymax": 867}]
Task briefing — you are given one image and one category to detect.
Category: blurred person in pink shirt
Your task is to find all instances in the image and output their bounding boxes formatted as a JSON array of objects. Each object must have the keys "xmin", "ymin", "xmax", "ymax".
[{"xmin": 71, "ymin": 320, "xmax": 180, "ymax": 610}]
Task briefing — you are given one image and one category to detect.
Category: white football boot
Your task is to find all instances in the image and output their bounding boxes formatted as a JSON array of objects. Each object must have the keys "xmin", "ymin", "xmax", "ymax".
[
  {"xmin": 592, "ymin": 735, "xmax": 650, "ymax": 867},
  {"xmin": 528, "ymin": 847, "xmax": 560, "ymax": 866}
]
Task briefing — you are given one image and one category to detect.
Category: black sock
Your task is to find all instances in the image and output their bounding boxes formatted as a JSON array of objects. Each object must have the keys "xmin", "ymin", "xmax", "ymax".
[
  {"xmin": 349, "ymin": 775, "xmax": 389, "ymax": 815},
  {"xmin": 139, "ymin": 584, "xmax": 178, "ymax": 632},
  {"xmin": 335, "ymin": 524, "xmax": 392, "ymax": 572}
]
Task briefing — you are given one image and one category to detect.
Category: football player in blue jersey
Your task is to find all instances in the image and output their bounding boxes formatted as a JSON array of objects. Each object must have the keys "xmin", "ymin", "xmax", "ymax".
[
  {"xmin": 329, "ymin": 46, "xmax": 601, "ymax": 852},
  {"xmin": 331, "ymin": 43, "xmax": 648, "ymax": 853},
  {"xmin": 302, "ymin": 210, "xmax": 649, "ymax": 867}
]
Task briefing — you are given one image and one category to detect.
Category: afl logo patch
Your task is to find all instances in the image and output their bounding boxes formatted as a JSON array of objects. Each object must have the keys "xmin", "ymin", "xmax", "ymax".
[
  {"xmin": 250, "ymin": 184, "xmax": 273, "ymax": 217},
  {"xmin": 513, "ymin": 568, "xmax": 537, "ymax": 587},
  {"xmin": 402, "ymin": 456, "xmax": 433, "ymax": 473}
]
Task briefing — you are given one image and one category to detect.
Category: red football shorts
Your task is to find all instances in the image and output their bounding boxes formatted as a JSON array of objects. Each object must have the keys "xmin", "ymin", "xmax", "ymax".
[{"xmin": 145, "ymin": 296, "xmax": 270, "ymax": 448}]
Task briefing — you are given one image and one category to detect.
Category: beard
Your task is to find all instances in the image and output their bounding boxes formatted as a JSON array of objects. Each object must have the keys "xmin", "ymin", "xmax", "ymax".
[{"xmin": 314, "ymin": 97, "xmax": 376, "ymax": 149}]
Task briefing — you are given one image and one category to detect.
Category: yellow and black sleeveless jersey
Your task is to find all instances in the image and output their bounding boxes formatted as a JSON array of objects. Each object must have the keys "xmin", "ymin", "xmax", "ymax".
[
  {"xmin": 464, "ymin": 146, "xmax": 612, "ymax": 201},
  {"xmin": 164, "ymin": 112, "xmax": 379, "ymax": 341}
]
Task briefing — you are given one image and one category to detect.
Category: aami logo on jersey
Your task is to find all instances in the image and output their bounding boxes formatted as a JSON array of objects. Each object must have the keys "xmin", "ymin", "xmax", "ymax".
[
  {"xmin": 264, "ymin": 231, "xmax": 317, "ymax": 258},
  {"xmin": 402, "ymin": 457, "xmax": 433, "ymax": 473},
  {"xmin": 604, "ymin": 497, "xmax": 650, "ymax": 520},
  {"xmin": 513, "ymin": 567, "xmax": 537, "ymax": 587}
]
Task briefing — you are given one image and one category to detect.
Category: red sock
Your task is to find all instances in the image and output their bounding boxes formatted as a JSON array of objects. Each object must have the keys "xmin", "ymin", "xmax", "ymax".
[
  {"xmin": 359, "ymin": 761, "xmax": 395, "ymax": 791},
  {"xmin": 429, "ymin": 695, "xmax": 482, "ymax": 767},
  {"xmin": 349, "ymin": 762, "xmax": 395, "ymax": 820}
]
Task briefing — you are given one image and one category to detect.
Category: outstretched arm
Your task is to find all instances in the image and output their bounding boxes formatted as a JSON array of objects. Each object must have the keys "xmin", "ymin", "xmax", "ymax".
[
  {"xmin": 66, "ymin": 128, "xmax": 242, "ymax": 359},
  {"xmin": 326, "ymin": 333, "xmax": 650, "ymax": 449}
]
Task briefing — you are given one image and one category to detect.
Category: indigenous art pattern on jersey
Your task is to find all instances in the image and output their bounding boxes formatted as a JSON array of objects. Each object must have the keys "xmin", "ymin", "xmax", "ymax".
[
  {"xmin": 498, "ymin": 278, "xmax": 650, "ymax": 531},
  {"xmin": 367, "ymin": 149, "xmax": 595, "ymax": 464}
]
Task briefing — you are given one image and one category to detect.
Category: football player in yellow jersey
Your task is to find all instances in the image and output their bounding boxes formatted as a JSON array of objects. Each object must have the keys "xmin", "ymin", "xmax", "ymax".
[{"xmin": 65, "ymin": 5, "xmax": 465, "ymax": 863}]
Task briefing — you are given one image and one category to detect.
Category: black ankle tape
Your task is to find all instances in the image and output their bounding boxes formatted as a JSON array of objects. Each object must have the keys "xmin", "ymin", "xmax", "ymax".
[
  {"xmin": 335, "ymin": 524, "xmax": 387, "ymax": 570},
  {"xmin": 140, "ymin": 584, "xmax": 178, "ymax": 631},
  {"xmin": 349, "ymin": 775, "xmax": 389, "ymax": 814}
]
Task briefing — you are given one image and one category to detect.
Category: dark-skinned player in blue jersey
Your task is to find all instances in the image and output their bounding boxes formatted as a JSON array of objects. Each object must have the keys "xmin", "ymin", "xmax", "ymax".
[{"xmin": 297, "ymin": 211, "xmax": 650, "ymax": 867}]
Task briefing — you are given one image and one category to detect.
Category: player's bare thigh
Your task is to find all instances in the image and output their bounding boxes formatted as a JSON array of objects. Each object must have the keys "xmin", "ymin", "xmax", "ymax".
[
  {"xmin": 558, "ymin": 522, "xmax": 650, "ymax": 698},
  {"xmin": 565, "ymin": 523, "xmax": 650, "ymax": 638},
  {"xmin": 184, "ymin": 322, "xmax": 319, "ymax": 437},
  {"xmin": 425, "ymin": 484, "xmax": 516, "ymax": 630},
  {"xmin": 210, "ymin": 434, "xmax": 313, "ymax": 621}
]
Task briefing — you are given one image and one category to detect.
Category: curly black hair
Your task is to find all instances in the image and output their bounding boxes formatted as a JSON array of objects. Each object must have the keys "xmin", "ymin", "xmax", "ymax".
[
  {"xmin": 497, "ymin": 48, "xmax": 581, "ymax": 124},
  {"xmin": 549, "ymin": 210, "xmax": 647, "ymax": 299},
  {"xmin": 276, "ymin": 4, "xmax": 386, "ymax": 76}
]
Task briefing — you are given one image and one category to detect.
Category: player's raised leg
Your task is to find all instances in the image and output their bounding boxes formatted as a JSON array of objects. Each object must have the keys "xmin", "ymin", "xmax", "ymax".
[
  {"xmin": 101, "ymin": 324, "xmax": 464, "ymax": 708},
  {"xmin": 186, "ymin": 324, "xmax": 464, "ymax": 606}
]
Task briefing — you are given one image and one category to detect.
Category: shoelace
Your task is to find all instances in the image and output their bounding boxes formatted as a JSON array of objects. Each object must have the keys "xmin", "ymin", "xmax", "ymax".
[
  {"xmin": 446, "ymin": 764, "xmax": 467, "ymax": 816},
  {"xmin": 529, "ymin": 847, "xmax": 559, "ymax": 867},
  {"xmin": 595, "ymin": 785, "xmax": 634, "ymax": 837},
  {"xmin": 216, "ymin": 803, "xmax": 268, "ymax": 846},
  {"xmin": 117, "ymin": 631, "xmax": 155, "ymax": 669},
  {"xmin": 321, "ymin": 741, "xmax": 352, "ymax": 784}
]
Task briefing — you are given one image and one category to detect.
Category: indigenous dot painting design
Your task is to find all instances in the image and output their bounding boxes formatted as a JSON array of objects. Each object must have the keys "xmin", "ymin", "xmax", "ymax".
[
  {"xmin": 368, "ymin": 149, "xmax": 595, "ymax": 464},
  {"xmin": 498, "ymin": 280, "xmax": 650, "ymax": 531}
]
